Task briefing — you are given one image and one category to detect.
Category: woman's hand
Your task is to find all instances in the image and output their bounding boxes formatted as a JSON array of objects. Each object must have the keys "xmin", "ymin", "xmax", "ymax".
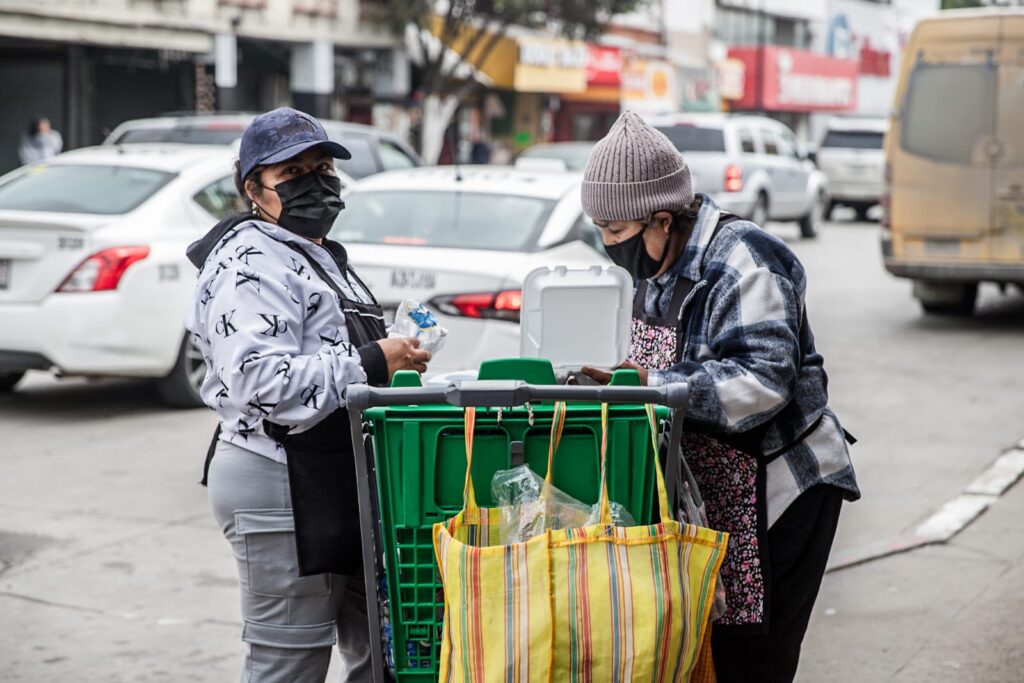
[
  {"xmin": 376, "ymin": 337, "xmax": 431, "ymax": 378},
  {"xmin": 581, "ymin": 362, "xmax": 649, "ymax": 386}
]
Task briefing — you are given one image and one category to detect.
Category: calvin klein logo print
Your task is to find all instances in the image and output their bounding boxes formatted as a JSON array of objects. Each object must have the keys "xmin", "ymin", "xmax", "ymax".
[
  {"xmin": 215, "ymin": 310, "xmax": 238, "ymax": 338},
  {"xmin": 300, "ymin": 383, "xmax": 323, "ymax": 410},
  {"xmin": 319, "ymin": 328, "xmax": 343, "ymax": 346},
  {"xmin": 289, "ymin": 258, "xmax": 309, "ymax": 279},
  {"xmin": 275, "ymin": 358, "xmax": 292, "ymax": 383},
  {"xmin": 215, "ymin": 372, "xmax": 229, "ymax": 407},
  {"xmin": 236, "ymin": 418, "xmax": 256, "ymax": 441},
  {"xmin": 286, "ymin": 286, "xmax": 302, "ymax": 305},
  {"xmin": 259, "ymin": 314, "xmax": 288, "ymax": 337},
  {"xmin": 235, "ymin": 245, "xmax": 263, "ymax": 265},
  {"xmin": 235, "ymin": 269, "xmax": 260, "ymax": 292},
  {"xmin": 246, "ymin": 393, "xmax": 278, "ymax": 417},
  {"xmin": 239, "ymin": 350, "xmax": 261, "ymax": 375},
  {"xmin": 214, "ymin": 258, "xmax": 233, "ymax": 276},
  {"xmin": 306, "ymin": 292, "xmax": 322, "ymax": 317},
  {"xmin": 199, "ymin": 286, "xmax": 213, "ymax": 306}
]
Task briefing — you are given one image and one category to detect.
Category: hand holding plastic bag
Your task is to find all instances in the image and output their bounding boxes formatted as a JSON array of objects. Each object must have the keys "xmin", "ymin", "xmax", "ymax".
[{"xmin": 387, "ymin": 299, "xmax": 447, "ymax": 353}]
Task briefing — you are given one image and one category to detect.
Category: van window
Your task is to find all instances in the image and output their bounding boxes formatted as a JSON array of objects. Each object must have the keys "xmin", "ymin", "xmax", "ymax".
[
  {"xmin": 738, "ymin": 128, "xmax": 757, "ymax": 154},
  {"xmin": 655, "ymin": 125, "xmax": 727, "ymax": 153},
  {"xmin": 901, "ymin": 63, "xmax": 996, "ymax": 165},
  {"xmin": 762, "ymin": 131, "xmax": 779, "ymax": 155},
  {"xmin": 822, "ymin": 130, "xmax": 884, "ymax": 149},
  {"xmin": 776, "ymin": 131, "xmax": 798, "ymax": 159}
]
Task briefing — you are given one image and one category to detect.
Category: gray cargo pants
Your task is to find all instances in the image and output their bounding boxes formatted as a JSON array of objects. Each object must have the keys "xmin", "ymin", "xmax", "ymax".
[{"xmin": 208, "ymin": 440, "xmax": 372, "ymax": 683}]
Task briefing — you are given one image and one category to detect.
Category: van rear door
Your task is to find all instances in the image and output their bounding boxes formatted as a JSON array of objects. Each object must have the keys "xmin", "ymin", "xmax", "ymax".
[
  {"xmin": 892, "ymin": 16, "xmax": 1001, "ymax": 261},
  {"xmin": 991, "ymin": 15, "xmax": 1024, "ymax": 266}
]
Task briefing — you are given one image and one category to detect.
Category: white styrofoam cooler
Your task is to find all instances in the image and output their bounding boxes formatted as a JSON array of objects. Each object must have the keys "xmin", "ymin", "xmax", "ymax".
[{"xmin": 519, "ymin": 265, "xmax": 633, "ymax": 371}]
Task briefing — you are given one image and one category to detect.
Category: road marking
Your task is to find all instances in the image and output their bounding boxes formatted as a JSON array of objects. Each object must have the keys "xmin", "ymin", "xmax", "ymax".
[{"xmin": 828, "ymin": 445, "xmax": 1024, "ymax": 572}]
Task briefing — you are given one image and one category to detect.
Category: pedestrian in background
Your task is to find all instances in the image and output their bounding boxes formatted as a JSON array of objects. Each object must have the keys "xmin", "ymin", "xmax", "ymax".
[
  {"xmin": 184, "ymin": 107, "xmax": 429, "ymax": 682},
  {"xmin": 581, "ymin": 112, "xmax": 860, "ymax": 683},
  {"xmin": 18, "ymin": 117, "xmax": 62, "ymax": 165}
]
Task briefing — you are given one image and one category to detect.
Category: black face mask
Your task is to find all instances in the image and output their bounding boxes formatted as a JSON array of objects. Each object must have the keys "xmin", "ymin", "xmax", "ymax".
[
  {"xmin": 604, "ymin": 228, "xmax": 668, "ymax": 279},
  {"xmin": 262, "ymin": 172, "xmax": 344, "ymax": 240}
]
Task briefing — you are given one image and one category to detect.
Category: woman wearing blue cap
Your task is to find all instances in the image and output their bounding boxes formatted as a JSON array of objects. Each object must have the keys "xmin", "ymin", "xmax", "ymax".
[{"xmin": 185, "ymin": 107, "xmax": 429, "ymax": 682}]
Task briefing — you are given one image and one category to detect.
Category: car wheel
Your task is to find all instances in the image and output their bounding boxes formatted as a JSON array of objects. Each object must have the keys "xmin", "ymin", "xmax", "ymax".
[
  {"xmin": 799, "ymin": 191, "xmax": 826, "ymax": 239},
  {"xmin": 915, "ymin": 281, "xmax": 978, "ymax": 316},
  {"xmin": 156, "ymin": 334, "xmax": 207, "ymax": 408},
  {"xmin": 825, "ymin": 200, "xmax": 837, "ymax": 221},
  {"xmin": 749, "ymin": 193, "xmax": 769, "ymax": 227},
  {"xmin": 0, "ymin": 370, "xmax": 26, "ymax": 393},
  {"xmin": 854, "ymin": 203, "xmax": 873, "ymax": 222}
]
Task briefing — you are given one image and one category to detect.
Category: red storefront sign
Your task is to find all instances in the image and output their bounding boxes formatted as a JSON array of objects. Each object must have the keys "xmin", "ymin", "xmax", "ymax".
[
  {"xmin": 726, "ymin": 46, "xmax": 858, "ymax": 112},
  {"xmin": 586, "ymin": 45, "xmax": 623, "ymax": 87}
]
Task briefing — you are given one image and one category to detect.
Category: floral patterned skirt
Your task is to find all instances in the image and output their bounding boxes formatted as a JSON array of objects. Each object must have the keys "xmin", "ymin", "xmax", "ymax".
[{"xmin": 683, "ymin": 432, "xmax": 767, "ymax": 627}]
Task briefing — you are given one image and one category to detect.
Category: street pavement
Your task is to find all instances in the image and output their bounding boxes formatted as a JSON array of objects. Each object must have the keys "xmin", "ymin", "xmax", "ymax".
[{"xmin": 2, "ymin": 217, "xmax": 1023, "ymax": 681}]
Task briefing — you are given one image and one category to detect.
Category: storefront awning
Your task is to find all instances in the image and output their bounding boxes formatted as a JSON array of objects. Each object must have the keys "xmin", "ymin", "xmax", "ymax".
[{"xmin": 0, "ymin": 7, "xmax": 213, "ymax": 53}]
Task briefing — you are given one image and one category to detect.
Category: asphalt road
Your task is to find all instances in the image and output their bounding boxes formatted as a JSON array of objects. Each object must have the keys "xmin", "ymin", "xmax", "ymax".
[{"xmin": 1, "ymin": 217, "xmax": 1023, "ymax": 681}]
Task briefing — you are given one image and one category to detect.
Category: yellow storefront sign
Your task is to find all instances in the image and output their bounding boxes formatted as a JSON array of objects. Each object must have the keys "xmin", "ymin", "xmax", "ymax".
[{"xmin": 513, "ymin": 36, "xmax": 588, "ymax": 93}]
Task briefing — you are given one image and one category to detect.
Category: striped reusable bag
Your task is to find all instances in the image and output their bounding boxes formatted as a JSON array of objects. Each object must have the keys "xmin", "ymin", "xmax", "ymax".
[{"xmin": 433, "ymin": 403, "xmax": 729, "ymax": 682}]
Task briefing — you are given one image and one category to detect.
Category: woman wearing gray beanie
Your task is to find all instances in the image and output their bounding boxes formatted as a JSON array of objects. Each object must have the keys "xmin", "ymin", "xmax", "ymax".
[{"xmin": 581, "ymin": 112, "xmax": 860, "ymax": 683}]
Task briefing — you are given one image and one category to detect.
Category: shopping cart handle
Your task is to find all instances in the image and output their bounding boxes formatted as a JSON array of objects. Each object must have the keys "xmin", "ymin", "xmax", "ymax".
[{"xmin": 345, "ymin": 380, "xmax": 688, "ymax": 411}]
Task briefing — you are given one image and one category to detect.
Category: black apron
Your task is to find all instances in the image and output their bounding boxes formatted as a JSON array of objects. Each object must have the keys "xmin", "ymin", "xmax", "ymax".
[{"xmin": 202, "ymin": 240, "xmax": 386, "ymax": 577}]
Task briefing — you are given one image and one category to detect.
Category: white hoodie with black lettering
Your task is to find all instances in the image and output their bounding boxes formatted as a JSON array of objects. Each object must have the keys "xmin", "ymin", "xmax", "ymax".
[{"xmin": 184, "ymin": 215, "xmax": 387, "ymax": 463}]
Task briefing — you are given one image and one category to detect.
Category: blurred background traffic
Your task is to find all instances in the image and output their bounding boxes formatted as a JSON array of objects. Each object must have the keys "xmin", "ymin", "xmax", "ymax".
[{"xmin": 1, "ymin": 1, "xmax": 1023, "ymax": 681}]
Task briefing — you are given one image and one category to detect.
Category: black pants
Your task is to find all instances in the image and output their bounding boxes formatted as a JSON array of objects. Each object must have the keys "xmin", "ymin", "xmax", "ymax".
[{"xmin": 712, "ymin": 484, "xmax": 844, "ymax": 683}]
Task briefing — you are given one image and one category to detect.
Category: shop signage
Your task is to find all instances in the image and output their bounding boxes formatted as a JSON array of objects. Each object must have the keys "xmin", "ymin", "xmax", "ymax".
[
  {"xmin": 679, "ymin": 65, "xmax": 719, "ymax": 113},
  {"xmin": 724, "ymin": 46, "xmax": 857, "ymax": 113},
  {"xmin": 586, "ymin": 46, "xmax": 623, "ymax": 87},
  {"xmin": 514, "ymin": 36, "xmax": 588, "ymax": 93},
  {"xmin": 621, "ymin": 58, "xmax": 677, "ymax": 115}
]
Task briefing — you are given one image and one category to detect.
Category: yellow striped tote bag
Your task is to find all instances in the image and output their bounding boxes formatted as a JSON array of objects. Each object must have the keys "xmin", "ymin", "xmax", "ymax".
[{"xmin": 434, "ymin": 404, "xmax": 729, "ymax": 682}]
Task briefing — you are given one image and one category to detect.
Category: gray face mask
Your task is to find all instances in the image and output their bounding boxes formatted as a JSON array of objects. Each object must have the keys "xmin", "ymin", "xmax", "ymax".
[{"xmin": 262, "ymin": 172, "xmax": 345, "ymax": 239}]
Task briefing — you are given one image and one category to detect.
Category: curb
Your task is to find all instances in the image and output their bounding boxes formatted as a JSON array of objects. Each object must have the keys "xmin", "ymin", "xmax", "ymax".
[{"xmin": 827, "ymin": 445, "xmax": 1024, "ymax": 573}]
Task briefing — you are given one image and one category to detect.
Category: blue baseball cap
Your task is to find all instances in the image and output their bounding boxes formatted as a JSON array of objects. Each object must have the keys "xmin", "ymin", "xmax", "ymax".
[{"xmin": 238, "ymin": 107, "xmax": 351, "ymax": 180}]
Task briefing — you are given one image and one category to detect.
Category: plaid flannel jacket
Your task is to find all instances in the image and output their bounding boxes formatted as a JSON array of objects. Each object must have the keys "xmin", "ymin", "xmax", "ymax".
[{"xmin": 646, "ymin": 194, "xmax": 860, "ymax": 526}]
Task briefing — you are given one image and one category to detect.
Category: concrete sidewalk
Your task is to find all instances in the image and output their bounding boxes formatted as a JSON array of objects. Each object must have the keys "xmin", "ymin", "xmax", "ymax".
[{"xmin": 798, "ymin": 477, "xmax": 1024, "ymax": 682}]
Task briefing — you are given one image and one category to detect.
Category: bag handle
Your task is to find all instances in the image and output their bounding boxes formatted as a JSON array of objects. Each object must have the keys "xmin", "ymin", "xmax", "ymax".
[
  {"xmin": 462, "ymin": 407, "xmax": 480, "ymax": 517},
  {"xmin": 595, "ymin": 404, "xmax": 673, "ymax": 525},
  {"xmin": 462, "ymin": 403, "xmax": 568, "ymax": 514}
]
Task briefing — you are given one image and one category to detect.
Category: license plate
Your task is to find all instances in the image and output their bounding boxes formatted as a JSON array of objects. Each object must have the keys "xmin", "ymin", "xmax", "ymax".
[
  {"xmin": 0, "ymin": 260, "xmax": 9, "ymax": 290},
  {"xmin": 390, "ymin": 269, "xmax": 436, "ymax": 290}
]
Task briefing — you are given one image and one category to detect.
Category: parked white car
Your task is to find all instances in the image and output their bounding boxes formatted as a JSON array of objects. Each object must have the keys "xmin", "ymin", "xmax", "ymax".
[
  {"xmin": 648, "ymin": 113, "xmax": 830, "ymax": 238},
  {"xmin": 814, "ymin": 117, "xmax": 887, "ymax": 221},
  {"xmin": 332, "ymin": 166, "xmax": 609, "ymax": 376},
  {"xmin": 0, "ymin": 144, "xmax": 355, "ymax": 405}
]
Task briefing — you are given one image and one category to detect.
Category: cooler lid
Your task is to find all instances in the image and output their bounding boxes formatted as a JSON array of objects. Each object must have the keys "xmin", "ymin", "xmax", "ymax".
[{"xmin": 519, "ymin": 265, "xmax": 633, "ymax": 371}]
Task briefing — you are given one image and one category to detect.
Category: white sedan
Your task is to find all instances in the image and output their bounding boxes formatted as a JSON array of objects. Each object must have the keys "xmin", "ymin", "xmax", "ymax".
[
  {"xmin": 0, "ymin": 144, "xmax": 355, "ymax": 406},
  {"xmin": 332, "ymin": 166, "xmax": 610, "ymax": 376}
]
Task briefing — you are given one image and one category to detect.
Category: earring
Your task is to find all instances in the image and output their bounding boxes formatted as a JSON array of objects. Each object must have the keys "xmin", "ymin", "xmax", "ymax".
[{"xmin": 251, "ymin": 201, "xmax": 259, "ymax": 217}]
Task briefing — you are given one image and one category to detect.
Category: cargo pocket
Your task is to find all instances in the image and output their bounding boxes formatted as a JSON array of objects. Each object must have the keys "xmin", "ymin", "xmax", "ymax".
[{"xmin": 235, "ymin": 509, "xmax": 331, "ymax": 598}]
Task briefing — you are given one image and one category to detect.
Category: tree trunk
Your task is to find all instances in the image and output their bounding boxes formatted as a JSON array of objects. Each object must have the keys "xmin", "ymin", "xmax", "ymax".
[{"xmin": 420, "ymin": 93, "xmax": 460, "ymax": 165}]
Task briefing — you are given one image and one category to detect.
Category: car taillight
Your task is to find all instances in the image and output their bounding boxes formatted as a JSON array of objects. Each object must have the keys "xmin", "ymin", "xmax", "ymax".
[
  {"xmin": 430, "ymin": 289, "xmax": 522, "ymax": 322},
  {"xmin": 880, "ymin": 161, "xmax": 892, "ymax": 230},
  {"xmin": 57, "ymin": 246, "xmax": 150, "ymax": 292},
  {"xmin": 724, "ymin": 165, "xmax": 743, "ymax": 192}
]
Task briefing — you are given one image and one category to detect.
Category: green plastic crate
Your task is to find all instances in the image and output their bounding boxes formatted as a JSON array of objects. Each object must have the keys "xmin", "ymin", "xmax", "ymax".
[{"xmin": 363, "ymin": 362, "xmax": 670, "ymax": 680}]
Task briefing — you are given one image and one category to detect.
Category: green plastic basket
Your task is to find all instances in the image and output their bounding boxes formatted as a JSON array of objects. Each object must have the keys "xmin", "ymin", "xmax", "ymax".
[{"xmin": 363, "ymin": 361, "xmax": 669, "ymax": 680}]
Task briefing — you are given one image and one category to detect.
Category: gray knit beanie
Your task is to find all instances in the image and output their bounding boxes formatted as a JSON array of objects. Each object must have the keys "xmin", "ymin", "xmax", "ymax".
[{"xmin": 581, "ymin": 111, "xmax": 693, "ymax": 222}]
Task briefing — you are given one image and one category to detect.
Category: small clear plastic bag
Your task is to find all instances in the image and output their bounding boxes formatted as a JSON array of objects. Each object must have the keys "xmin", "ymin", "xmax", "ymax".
[
  {"xmin": 387, "ymin": 299, "xmax": 448, "ymax": 353},
  {"xmin": 491, "ymin": 465, "xmax": 636, "ymax": 544}
]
